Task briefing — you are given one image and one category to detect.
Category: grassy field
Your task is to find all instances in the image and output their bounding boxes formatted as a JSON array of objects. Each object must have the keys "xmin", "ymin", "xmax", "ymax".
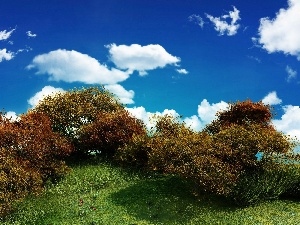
[{"xmin": 2, "ymin": 158, "xmax": 300, "ymax": 225}]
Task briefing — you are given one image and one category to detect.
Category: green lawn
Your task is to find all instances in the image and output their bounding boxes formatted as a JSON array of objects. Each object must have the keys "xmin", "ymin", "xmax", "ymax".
[{"xmin": 2, "ymin": 158, "xmax": 300, "ymax": 225}]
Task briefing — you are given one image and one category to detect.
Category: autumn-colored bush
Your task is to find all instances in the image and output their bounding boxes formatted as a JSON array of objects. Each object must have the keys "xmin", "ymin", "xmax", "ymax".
[
  {"xmin": 118, "ymin": 101, "xmax": 299, "ymax": 206},
  {"xmin": 205, "ymin": 100, "xmax": 273, "ymax": 135},
  {"xmin": 0, "ymin": 112, "xmax": 73, "ymax": 216},
  {"xmin": 205, "ymin": 100, "xmax": 299, "ymax": 204},
  {"xmin": 77, "ymin": 110, "xmax": 146, "ymax": 157},
  {"xmin": 33, "ymin": 86, "xmax": 123, "ymax": 142}
]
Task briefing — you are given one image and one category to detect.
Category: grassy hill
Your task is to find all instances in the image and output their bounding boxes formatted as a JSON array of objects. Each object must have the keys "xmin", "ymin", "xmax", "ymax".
[{"xmin": 2, "ymin": 158, "xmax": 300, "ymax": 225}]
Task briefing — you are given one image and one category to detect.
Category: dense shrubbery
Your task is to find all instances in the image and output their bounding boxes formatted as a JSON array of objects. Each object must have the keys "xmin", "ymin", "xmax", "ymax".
[
  {"xmin": 0, "ymin": 112, "xmax": 73, "ymax": 216},
  {"xmin": 77, "ymin": 110, "xmax": 146, "ymax": 156},
  {"xmin": 117, "ymin": 100, "xmax": 300, "ymax": 205},
  {"xmin": 1, "ymin": 87, "xmax": 299, "ymax": 217}
]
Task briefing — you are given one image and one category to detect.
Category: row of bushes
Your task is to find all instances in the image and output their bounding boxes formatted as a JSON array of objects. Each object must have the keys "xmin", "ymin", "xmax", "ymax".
[
  {"xmin": 1, "ymin": 87, "xmax": 299, "ymax": 216},
  {"xmin": 0, "ymin": 87, "xmax": 146, "ymax": 217},
  {"xmin": 116, "ymin": 101, "xmax": 300, "ymax": 206}
]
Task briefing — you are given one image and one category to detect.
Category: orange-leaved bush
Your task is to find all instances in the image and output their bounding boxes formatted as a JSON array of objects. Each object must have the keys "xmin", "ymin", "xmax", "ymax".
[
  {"xmin": 77, "ymin": 110, "xmax": 146, "ymax": 157},
  {"xmin": 0, "ymin": 112, "xmax": 73, "ymax": 216}
]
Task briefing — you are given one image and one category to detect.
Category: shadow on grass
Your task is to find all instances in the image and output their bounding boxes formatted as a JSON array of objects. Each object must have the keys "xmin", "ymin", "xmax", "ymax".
[{"xmin": 110, "ymin": 175, "xmax": 238, "ymax": 224}]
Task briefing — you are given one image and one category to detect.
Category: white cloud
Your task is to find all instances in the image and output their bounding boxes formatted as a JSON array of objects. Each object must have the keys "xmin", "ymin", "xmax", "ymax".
[
  {"xmin": 262, "ymin": 91, "xmax": 282, "ymax": 105},
  {"xmin": 26, "ymin": 31, "xmax": 37, "ymax": 38},
  {"xmin": 257, "ymin": 0, "xmax": 300, "ymax": 59},
  {"xmin": 183, "ymin": 115, "xmax": 202, "ymax": 131},
  {"xmin": 28, "ymin": 85, "xmax": 65, "ymax": 108},
  {"xmin": 107, "ymin": 43, "xmax": 181, "ymax": 76},
  {"xmin": 0, "ymin": 28, "xmax": 15, "ymax": 41},
  {"xmin": 126, "ymin": 106, "xmax": 181, "ymax": 131},
  {"xmin": 188, "ymin": 14, "xmax": 205, "ymax": 28},
  {"xmin": 127, "ymin": 99, "xmax": 228, "ymax": 132},
  {"xmin": 273, "ymin": 105, "xmax": 300, "ymax": 141},
  {"xmin": 27, "ymin": 49, "xmax": 131, "ymax": 84},
  {"xmin": 176, "ymin": 68, "xmax": 189, "ymax": 74},
  {"xmin": 286, "ymin": 65, "xmax": 297, "ymax": 82},
  {"xmin": 0, "ymin": 48, "xmax": 14, "ymax": 62},
  {"xmin": 197, "ymin": 99, "xmax": 229, "ymax": 125},
  {"xmin": 3, "ymin": 111, "xmax": 19, "ymax": 121},
  {"xmin": 206, "ymin": 6, "xmax": 241, "ymax": 36},
  {"xmin": 104, "ymin": 84, "xmax": 134, "ymax": 104}
]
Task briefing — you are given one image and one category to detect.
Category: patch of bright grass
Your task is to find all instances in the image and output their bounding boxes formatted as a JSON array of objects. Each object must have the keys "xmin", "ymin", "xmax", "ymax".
[{"xmin": 2, "ymin": 158, "xmax": 300, "ymax": 225}]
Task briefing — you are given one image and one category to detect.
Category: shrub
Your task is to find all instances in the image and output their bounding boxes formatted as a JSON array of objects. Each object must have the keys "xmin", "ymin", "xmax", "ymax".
[
  {"xmin": 0, "ymin": 112, "xmax": 73, "ymax": 216},
  {"xmin": 77, "ymin": 110, "xmax": 146, "ymax": 157},
  {"xmin": 205, "ymin": 100, "xmax": 299, "ymax": 205},
  {"xmin": 205, "ymin": 100, "xmax": 273, "ymax": 135},
  {"xmin": 231, "ymin": 163, "xmax": 300, "ymax": 206},
  {"xmin": 32, "ymin": 86, "xmax": 123, "ymax": 143},
  {"xmin": 115, "ymin": 133, "xmax": 151, "ymax": 168}
]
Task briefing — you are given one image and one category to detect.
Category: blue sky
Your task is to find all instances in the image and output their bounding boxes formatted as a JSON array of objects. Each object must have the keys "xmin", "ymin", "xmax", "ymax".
[{"xmin": 1, "ymin": 0, "xmax": 300, "ymax": 140}]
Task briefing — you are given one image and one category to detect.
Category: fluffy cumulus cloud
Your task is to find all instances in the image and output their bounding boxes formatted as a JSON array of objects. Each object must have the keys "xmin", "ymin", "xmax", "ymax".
[
  {"xmin": 107, "ymin": 43, "xmax": 181, "ymax": 76},
  {"xmin": 27, "ymin": 49, "xmax": 131, "ymax": 84},
  {"xmin": 28, "ymin": 85, "xmax": 65, "ymax": 108},
  {"xmin": 273, "ymin": 105, "xmax": 300, "ymax": 141},
  {"xmin": 188, "ymin": 14, "xmax": 205, "ymax": 28},
  {"xmin": 104, "ymin": 84, "xmax": 135, "ymax": 105},
  {"xmin": 286, "ymin": 65, "xmax": 297, "ymax": 82},
  {"xmin": 262, "ymin": 91, "xmax": 282, "ymax": 105},
  {"xmin": 206, "ymin": 6, "xmax": 241, "ymax": 36},
  {"xmin": 0, "ymin": 28, "xmax": 15, "ymax": 41},
  {"xmin": 0, "ymin": 48, "xmax": 14, "ymax": 62},
  {"xmin": 257, "ymin": 0, "xmax": 300, "ymax": 59},
  {"xmin": 197, "ymin": 99, "xmax": 229, "ymax": 125}
]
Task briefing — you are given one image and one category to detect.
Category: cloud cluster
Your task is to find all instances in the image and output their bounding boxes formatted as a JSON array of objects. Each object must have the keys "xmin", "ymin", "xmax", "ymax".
[
  {"xmin": 2, "ymin": 111, "xmax": 19, "ymax": 121},
  {"xmin": 257, "ymin": 0, "xmax": 300, "ymax": 59},
  {"xmin": 104, "ymin": 84, "xmax": 135, "ymax": 104},
  {"xmin": 262, "ymin": 91, "xmax": 282, "ymax": 105},
  {"xmin": 107, "ymin": 43, "xmax": 181, "ymax": 76},
  {"xmin": 0, "ymin": 28, "xmax": 15, "ymax": 41},
  {"xmin": 27, "ymin": 49, "xmax": 131, "ymax": 84},
  {"xmin": 273, "ymin": 105, "xmax": 300, "ymax": 140},
  {"xmin": 27, "ymin": 44, "xmax": 185, "ymax": 105},
  {"xmin": 206, "ymin": 6, "xmax": 241, "ymax": 36},
  {"xmin": 0, "ymin": 48, "xmax": 14, "ymax": 62},
  {"xmin": 126, "ymin": 99, "xmax": 228, "ymax": 132},
  {"xmin": 0, "ymin": 27, "xmax": 34, "ymax": 63},
  {"xmin": 28, "ymin": 85, "xmax": 65, "ymax": 108}
]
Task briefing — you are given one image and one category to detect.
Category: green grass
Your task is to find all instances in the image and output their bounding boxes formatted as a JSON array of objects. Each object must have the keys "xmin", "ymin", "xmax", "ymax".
[{"xmin": 2, "ymin": 158, "xmax": 300, "ymax": 225}]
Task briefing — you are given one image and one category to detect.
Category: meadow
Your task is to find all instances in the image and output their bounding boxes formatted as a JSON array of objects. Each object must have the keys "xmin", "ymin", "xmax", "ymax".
[{"xmin": 2, "ymin": 158, "xmax": 300, "ymax": 225}]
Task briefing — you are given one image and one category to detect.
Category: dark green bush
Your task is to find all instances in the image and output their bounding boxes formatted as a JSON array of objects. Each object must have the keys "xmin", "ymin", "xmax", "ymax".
[{"xmin": 231, "ymin": 163, "xmax": 300, "ymax": 206}]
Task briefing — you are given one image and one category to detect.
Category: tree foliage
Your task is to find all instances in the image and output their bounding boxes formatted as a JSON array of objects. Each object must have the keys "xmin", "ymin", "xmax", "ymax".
[{"xmin": 32, "ymin": 86, "xmax": 123, "ymax": 141}]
